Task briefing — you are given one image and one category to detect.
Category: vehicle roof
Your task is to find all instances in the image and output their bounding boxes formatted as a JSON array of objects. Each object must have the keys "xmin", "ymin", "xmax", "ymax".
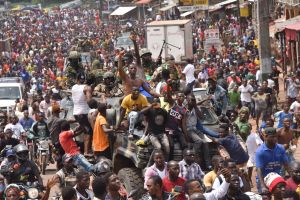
[
  {"xmin": 0, "ymin": 77, "xmax": 23, "ymax": 83},
  {"xmin": 147, "ymin": 19, "xmax": 191, "ymax": 26},
  {"xmin": 0, "ymin": 82, "xmax": 23, "ymax": 87},
  {"xmin": 193, "ymin": 88, "xmax": 206, "ymax": 91}
]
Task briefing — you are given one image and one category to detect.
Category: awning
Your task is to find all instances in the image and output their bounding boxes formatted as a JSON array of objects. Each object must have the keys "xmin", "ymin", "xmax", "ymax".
[
  {"xmin": 285, "ymin": 22, "xmax": 300, "ymax": 41},
  {"xmin": 216, "ymin": 0, "xmax": 237, "ymax": 7},
  {"xmin": 136, "ymin": 0, "xmax": 151, "ymax": 4},
  {"xmin": 110, "ymin": 6, "xmax": 136, "ymax": 16},
  {"xmin": 160, "ymin": 3, "xmax": 176, "ymax": 11},
  {"xmin": 180, "ymin": 11, "xmax": 195, "ymax": 17},
  {"xmin": 269, "ymin": 15, "xmax": 300, "ymax": 37},
  {"xmin": 286, "ymin": 23, "xmax": 300, "ymax": 31}
]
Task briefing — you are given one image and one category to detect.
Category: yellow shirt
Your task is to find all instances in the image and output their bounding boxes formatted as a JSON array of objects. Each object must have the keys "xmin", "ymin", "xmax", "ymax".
[
  {"xmin": 93, "ymin": 114, "xmax": 109, "ymax": 152},
  {"xmin": 121, "ymin": 94, "xmax": 149, "ymax": 115},
  {"xmin": 203, "ymin": 170, "xmax": 217, "ymax": 188}
]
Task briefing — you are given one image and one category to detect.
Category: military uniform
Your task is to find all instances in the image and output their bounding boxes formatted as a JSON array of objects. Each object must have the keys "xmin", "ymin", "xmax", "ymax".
[
  {"xmin": 65, "ymin": 51, "xmax": 85, "ymax": 88},
  {"xmin": 93, "ymin": 83, "xmax": 123, "ymax": 97}
]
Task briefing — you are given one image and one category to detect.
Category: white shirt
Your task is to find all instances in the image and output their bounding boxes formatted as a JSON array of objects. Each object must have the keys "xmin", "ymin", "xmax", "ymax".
[
  {"xmin": 246, "ymin": 132, "xmax": 263, "ymax": 164},
  {"xmin": 39, "ymin": 100, "xmax": 51, "ymax": 115},
  {"xmin": 4, "ymin": 123, "xmax": 25, "ymax": 139},
  {"xmin": 203, "ymin": 181, "xmax": 230, "ymax": 200},
  {"xmin": 267, "ymin": 79, "xmax": 275, "ymax": 88},
  {"xmin": 212, "ymin": 174, "xmax": 243, "ymax": 189},
  {"xmin": 72, "ymin": 84, "xmax": 90, "ymax": 115},
  {"xmin": 290, "ymin": 101, "xmax": 300, "ymax": 113},
  {"xmin": 182, "ymin": 64, "xmax": 195, "ymax": 84},
  {"xmin": 239, "ymin": 84, "xmax": 253, "ymax": 103}
]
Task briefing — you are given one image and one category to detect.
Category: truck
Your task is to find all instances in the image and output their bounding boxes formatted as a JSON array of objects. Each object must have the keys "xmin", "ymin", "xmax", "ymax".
[{"xmin": 146, "ymin": 19, "xmax": 193, "ymax": 61}]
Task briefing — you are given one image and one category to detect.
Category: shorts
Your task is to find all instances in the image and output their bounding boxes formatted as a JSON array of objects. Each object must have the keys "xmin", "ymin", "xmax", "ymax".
[{"xmin": 74, "ymin": 114, "xmax": 93, "ymax": 135}]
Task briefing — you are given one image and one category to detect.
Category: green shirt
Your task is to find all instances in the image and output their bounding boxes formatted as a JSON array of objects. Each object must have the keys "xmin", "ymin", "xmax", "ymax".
[
  {"xmin": 228, "ymin": 90, "xmax": 240, "ymax": 106},
  {"xmin": 234, "ymin": 118, "xmax": 251, "ymax": 141}
]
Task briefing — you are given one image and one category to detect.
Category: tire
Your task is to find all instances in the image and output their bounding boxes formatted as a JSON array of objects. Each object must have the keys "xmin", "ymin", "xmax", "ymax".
[
  {"xmin": 41, "ymin": 155, "xmax": 47, "ymax": 175},
  {"xmin": 118, "ymin": 168, "xmax": 144, "ymax": 193}
]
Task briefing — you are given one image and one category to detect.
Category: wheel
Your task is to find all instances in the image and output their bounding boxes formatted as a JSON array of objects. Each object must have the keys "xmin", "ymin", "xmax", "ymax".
[
  {"xmin": 118, "ymin": 168, "xmax": 144, "ymax": 194},
  {"xmin": 41, "ymin": 155, "xmax": 47, "ymax": 175}
]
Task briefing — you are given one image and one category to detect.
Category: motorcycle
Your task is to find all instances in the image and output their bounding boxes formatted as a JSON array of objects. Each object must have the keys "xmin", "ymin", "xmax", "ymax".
[
  {"xmin": 36, "ymin": 138, "xmax": 51, "ymax": 175},
  {"xmin": 6, "ymin": 182, "xmax": 41, "ymax": 200}
]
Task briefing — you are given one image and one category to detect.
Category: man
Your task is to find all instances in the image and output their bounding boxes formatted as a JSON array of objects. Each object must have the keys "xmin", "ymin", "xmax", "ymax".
[
  {"xmin": 285, "ymin": 74, "xmax": 300, "ymax": 106},
  {"xmin": 234, "ymin": 107, "xmax": 251, "ymax": 141},
  {"xmin": 118, "ymin": 51, "xmax": 160, "ymax": 97},
  {"xmin": 256, "ymin": 127, "xmax": 289, "ymax": 193},
  {"xmin": 144, "ymin": 150, "xmax": 168, "ymax": 189},
  {"xmin": 277, "ymin": 118, "xmax": 297, "ymax": 162},
  {"xmin": 203, "ymin": 155, "xmax": 223, "ymax": 190},
  {"xmin": 162, "ymin": 161, "xmax": 185, "ymax": 200},
  {"xmin": 74, "ymin": 170, "xmax": 94, "ymax": 199},
  {"xmin": 207, "ymin": 76, "xmax": 227, "ymax": 117},
  {"xmin": 116, "ymin": 86, "xmax": 149, "ymax": 136},
  {"xmin": 290, "ymin": 95, "xmax": 300, "ymax": 113},
  {"xmin": 264, "ymin": 172, "xmax": 287, "ymax": 200},
  {"xmin": 53, "ymin": 154, "xmax": 79, "ymax": 188},
  {"xmin": 142, "ymin": 175, "xmax": 170, "ymax": 200},
  {"xmin": 184, "ymin": 169, "xmax": 231, "ymax": 200},
  {"xmin": 19, "ymin": 110, "xmax": 34, "ymax": 131},
  {"xmin": 141, "ymin": 99, "xmax": 170, "ymax": 160},
  {"xmin": 210, "ymin": 123, "xmax": 249, "ymax": 166},
  {"xmin": 182, "ymin": 58, "xmax": 195, "ymax": 95},
  {"xmin": 61, "ymin": 186, "xmax": 77, "ymax": 200},
  {"xmin": 92, "ymin": 176, "xmax": 107, "ymax": 200},
  {"xmin": 30, "ymin": 112, "xmax": 50, "ymax": 138},
  {"xmin": 0, "ymin": 129, "xmax": 19, "ymax": 152},
  {"xmin": 4, "ymin": 115, "xmax": 25, "ymax": 139},
  {"xmin": 286, "ymin": 161, "xmax": 300, "ymax": 191},
  {"xmin": 179, "ymin": 149, "xmax": 204, "ymax": 181},
  {"xmin": 93, "ymin": 103, "xmax": 114, "ymax": 159},
  {"xmin": 71, "ymin": 73, "xmax": 93, "ymax": 156},
  {"xmin": 9, "ymin": 144, "xmax": 43, "ymax": 186},
  {"xmin": 39, "ymin": 95, "xmax": 51, "ymax": 116},
  {"xmin": 59, "ymin": 121, "xmax": 93, "ymax": 172},
  {"xmin": 238, "ymin": 79, "xmax": 253, "ymax": 109},
  {"xmin": 104, "ymin": 173, "xmax": 130, "ymax": 200},
  {"xmin": 93, "ymin": 71, "xmax": 123, "ymax": 98}
]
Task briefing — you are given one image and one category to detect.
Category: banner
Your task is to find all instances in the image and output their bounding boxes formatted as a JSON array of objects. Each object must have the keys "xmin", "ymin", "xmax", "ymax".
[
  {"xmin": 179, "ymin": 0, "xmax": 208, "ymax": 6},
  {"xmin": 194, "ymin": 0, "xmax": 208, "ymax": 6},
  {"xmin": 179, "ymin": 0, "xmax": 193, "ymax": 6}
]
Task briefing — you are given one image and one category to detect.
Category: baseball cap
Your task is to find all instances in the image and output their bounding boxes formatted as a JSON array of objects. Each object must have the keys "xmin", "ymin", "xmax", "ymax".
[
  {"xmin": 264, "ymin": 172, "xmax": 286, "ymax": 192},
  {"xmin": 264, "ymin": 127, "xmax": 277, "ymax": 136}
]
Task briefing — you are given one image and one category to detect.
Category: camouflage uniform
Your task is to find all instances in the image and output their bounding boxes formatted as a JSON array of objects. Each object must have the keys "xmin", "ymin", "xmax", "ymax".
[
  {"xmin": 93, "ymin": 72, "xmax": 124, "ymax": 97},
  {"xmin": 65, "ymin": 51, "xmax": 85, "ymax": 88}
]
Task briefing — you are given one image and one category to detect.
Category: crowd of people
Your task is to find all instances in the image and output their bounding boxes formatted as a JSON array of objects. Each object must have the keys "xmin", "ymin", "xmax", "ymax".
[{"xmin": 0, "ymin": 3, "xmax": 300, "ymax": 200}]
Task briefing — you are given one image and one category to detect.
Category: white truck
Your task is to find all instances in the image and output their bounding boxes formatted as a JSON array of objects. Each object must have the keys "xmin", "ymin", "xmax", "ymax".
[{"xmin": 146, "ymin": 19, "xmax": 193, "ymax": 61}]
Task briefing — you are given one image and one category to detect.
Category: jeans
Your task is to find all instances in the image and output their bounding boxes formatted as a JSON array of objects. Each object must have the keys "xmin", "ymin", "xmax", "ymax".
[
  {"xmin": 72, "ymin": 153, "xmax": 93, "ymax": 172},
  {"xmin": 196, "ymin": 122, "xmax": 219, "ymax": 138},
  {"xmin": 188, "ymin": 129, "xmax": 211, "ymax": 168},
  {"xmin": 166, "ymin": 130, "xmax": 187, "ymax": 160},
  {"xmin": 128, "ymin": 111, "xmax": 142, "ymax": 134},
  {"xmin": 149, "ymin": 133, "xmax": 170, "ymax": 160}
]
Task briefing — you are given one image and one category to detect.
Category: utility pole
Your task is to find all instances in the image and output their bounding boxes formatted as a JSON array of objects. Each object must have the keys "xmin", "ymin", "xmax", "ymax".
[{"xmin": 257, "ymin": 0, "xmax": 272, "ymax": 82}]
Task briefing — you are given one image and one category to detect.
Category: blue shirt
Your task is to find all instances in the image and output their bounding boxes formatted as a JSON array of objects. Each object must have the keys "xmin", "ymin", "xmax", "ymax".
[
  {"xmin": 19, "ymin": 117, "xmax": 34, "ymax": 131},
  {"xmin": 256, "ymin": 143, "xmax": 288, "ymax": 178},
  {"xmin": 218, "ymin": 135, "xmax": 249, "ymax": 165},
  {"xmin": 276, "ymin": 111, "xmax": 293, "ymax": 128}
]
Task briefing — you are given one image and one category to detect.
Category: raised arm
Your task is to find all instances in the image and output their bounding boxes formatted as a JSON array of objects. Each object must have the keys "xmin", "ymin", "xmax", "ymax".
[
  {"xmin": 118, "ymin": 51, "xmax": 128, "ymax": 81},
  {"xmin": 130, "ymin": 32, "xmax": 141, "ymax": 67}
]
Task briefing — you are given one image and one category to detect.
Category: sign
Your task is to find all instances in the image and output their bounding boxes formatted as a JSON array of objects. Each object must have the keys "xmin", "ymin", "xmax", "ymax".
[
  {"xmin": 194, "ymin": 0, "xmax": 208, "ymax": 5},
  {"xmin": 178, "ymin": 5, "xmax": 208, "ymax": 11},
  {"xmin": 179, "ymin": 0, "xmax": 208, "ymax": 6},
  {"xmin": 204, "ymin": 29, "xmax": 222, "ymax": 53}
]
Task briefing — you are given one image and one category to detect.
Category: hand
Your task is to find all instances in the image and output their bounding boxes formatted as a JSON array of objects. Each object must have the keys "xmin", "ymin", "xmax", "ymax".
[
  {"xmin": 220, "ymin": 168, "xmax": 231, "ymax": 182},
  {"xmin": 46, "ymin": 176, "xmax": 59, "ymax": 190}
]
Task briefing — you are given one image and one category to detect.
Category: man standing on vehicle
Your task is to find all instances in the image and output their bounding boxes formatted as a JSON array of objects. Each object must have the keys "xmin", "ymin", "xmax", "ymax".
[{"xmin": 71, "ymin": 73, "xmax": 93, "ymax": 157}]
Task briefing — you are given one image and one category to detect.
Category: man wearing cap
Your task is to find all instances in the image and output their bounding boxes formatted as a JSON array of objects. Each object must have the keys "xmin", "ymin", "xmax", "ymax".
[
  {"xmin": 0, "ymin": 128, "xmax": 19, "ymax": 152},
  {"xmin": 53, "ymin": 154, "xmax": 79, "ymax": 188},
  {"xmin": 93, "ymin": 71, "xmax": 123, "ymax": 98},
  {"xmin": 71, "ymin": 73, "xmax": 93, "ymax": 157},
  {"xmin": 264, "ymin": 172, "xmax": 287, "ymax": 200},
  {"xmin": 256, "ymin": 127, "xmax": 289, "ymax": 193}
]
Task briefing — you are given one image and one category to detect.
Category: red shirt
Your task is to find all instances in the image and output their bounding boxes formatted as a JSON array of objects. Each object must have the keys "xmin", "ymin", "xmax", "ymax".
[
  {"xmin": 59, "ymin": 130, "xmax": 80, "ymax": 156},
  {"xmin": 286, "ymin": 177, "xmax": 299, "ymax": 191},
  {"xmin": 162, "ymin": 177, "xmax": 186, "ymax": 200}
]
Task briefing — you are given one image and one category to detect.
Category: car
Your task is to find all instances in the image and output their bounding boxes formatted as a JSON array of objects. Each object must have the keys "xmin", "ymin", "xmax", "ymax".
[
  {"xmin": 115, "ymin": 36, "xmax": 134, "ymax": 50},
  {"xmin": 0, "ymin": 82, "xmax": 24, "ymax": 114}
]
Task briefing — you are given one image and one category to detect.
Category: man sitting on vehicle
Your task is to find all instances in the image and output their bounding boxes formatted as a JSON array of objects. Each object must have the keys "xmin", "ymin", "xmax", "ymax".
[
  {"xmin": 59, "ymin": 121, "xmax": 94, "ymax": 172},
  {"xmin": 116, "ymin": 86, "xmax": 149, "ymax": 137}
]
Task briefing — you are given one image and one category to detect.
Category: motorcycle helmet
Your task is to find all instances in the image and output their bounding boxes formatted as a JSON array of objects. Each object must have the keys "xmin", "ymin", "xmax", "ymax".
[{"xmin": 14, "ymin": 144, "xmax": 29, "ymax": 161}]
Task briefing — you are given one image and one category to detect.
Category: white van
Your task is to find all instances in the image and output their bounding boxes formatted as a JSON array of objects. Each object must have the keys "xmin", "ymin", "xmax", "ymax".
[{"xmin": 0, "ymin": 82, "xmax": 24, "ymax": 113}]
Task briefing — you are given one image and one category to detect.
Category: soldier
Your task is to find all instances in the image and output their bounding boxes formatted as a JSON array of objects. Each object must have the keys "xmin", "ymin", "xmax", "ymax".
[
  {"xmin": 93, "ymin": 71, "xmax": 123, "ymax": 98},
  {"xmin": 65, "ymin": 51, "xmax": 85, "ymax": 88},
  {"xmin": 140, "ymin": 48, "xmax": 159, "ymax": 79}
]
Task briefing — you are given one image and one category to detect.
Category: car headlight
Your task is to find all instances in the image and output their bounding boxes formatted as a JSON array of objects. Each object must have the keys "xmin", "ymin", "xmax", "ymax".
[{"xmin": 27, "ymin": 188, "xmax": 39, "ymax": 199}]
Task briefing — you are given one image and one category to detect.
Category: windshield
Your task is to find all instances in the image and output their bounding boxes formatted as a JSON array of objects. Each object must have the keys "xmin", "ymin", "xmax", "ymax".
[
  {"xmin": 0, "ymin": 87, "xmax": 21, "ymax": 100},
  {"xmin": 116, "ymin": 38, "xmax": 133, "ymax": 46},
  {"xmin": 198, "ymin": 106, "xmax": 218, "ymax": 125}
]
